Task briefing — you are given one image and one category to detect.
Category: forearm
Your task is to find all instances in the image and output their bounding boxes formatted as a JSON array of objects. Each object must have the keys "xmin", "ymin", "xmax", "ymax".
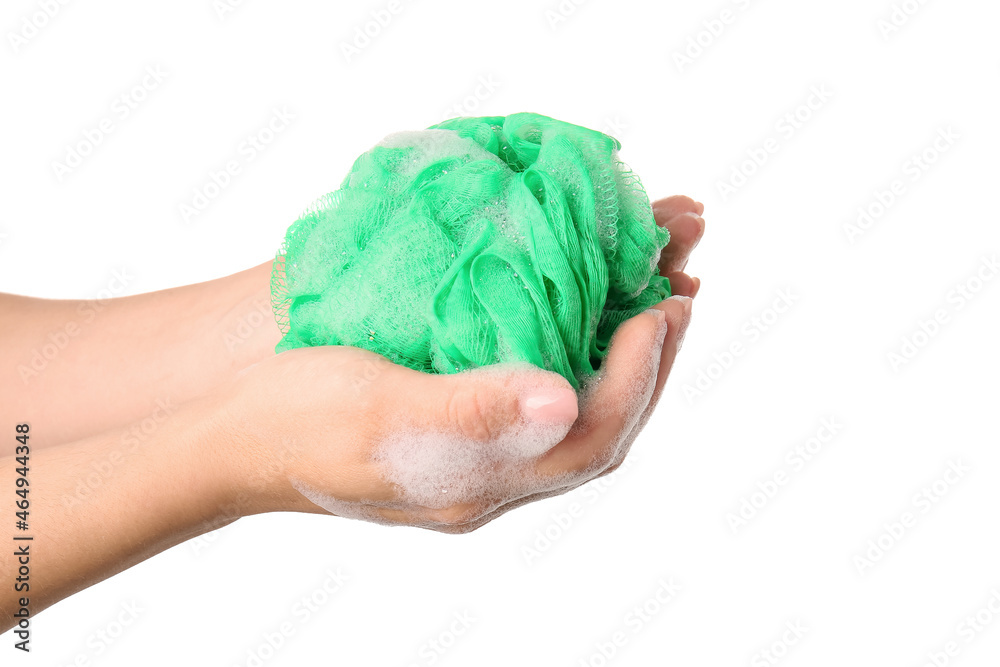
[
  {"xmin": 0, "ymin": 262, "xmax": 281, "ymax": 447},
  {"xmin": 0, "ymin": 395, "xmax": 241, "ymax": 632}
]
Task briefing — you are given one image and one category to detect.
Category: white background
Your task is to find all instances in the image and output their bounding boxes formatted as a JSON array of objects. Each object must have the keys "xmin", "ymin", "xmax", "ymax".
[{"xmin": 3, "ymin": 0, "xmax": 1000, "ymax": 665}]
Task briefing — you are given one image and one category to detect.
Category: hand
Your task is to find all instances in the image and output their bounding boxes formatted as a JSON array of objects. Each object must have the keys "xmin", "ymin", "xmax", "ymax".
[{"xmin": 220, "ymin": 195, "xmax": 705, "ymax": 532}]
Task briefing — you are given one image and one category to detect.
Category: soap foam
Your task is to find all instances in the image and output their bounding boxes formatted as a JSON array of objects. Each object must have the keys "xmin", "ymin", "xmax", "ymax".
[
  {"xmin": 290, "ymin": 319, "xmax": 667, "ymax": 528},
  {"xmin": 290, "ymin": 478, "xmax": 397, "ymax": 526},
  {"xmin": 371, "ymin": 363, "xmax": 574, "ymax": 510},
  {"xmin": 374, "ymin": 319, "xmax": 663, "ymax": 518}
]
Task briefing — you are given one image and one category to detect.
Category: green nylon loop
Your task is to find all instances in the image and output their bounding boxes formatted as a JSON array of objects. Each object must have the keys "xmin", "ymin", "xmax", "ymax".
[{"xmin": 271, "ymin": 112, "xmax": 671, "ymax": 389}]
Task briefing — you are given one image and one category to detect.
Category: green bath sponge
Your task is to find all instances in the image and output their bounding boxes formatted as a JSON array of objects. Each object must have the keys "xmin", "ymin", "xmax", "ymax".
[{"xmin": 271, "ymin": 113, "xmax": 670, "ymax": 389}]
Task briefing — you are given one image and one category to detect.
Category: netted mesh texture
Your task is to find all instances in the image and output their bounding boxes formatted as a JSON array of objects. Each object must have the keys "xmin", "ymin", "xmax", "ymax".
[{"xmin": 271, "ymin": 113, "xmax": 670, "ymax": 389}]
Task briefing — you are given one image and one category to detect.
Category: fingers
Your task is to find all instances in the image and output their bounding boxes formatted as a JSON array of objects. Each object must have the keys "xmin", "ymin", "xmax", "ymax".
[
  {"xmin": 652, "ymin": 194, "xmax": 704, "ymax": 218},
  {"xmin": 601, "ymin": 295, "xmax": 693, "ymax": 471},
  {"xmin": 359, "ymin": 296, "xmax": 691, "ymax": 532},
  {"xmin": 534, "ymin": 301, "xmax": 681, "ymax": 478},
  {"xmin": 652, "ymin": 196, "xmax": 705, "ymax": 274},
  {"xmin": 369, "ymin": 317, "xmax": 669, "ymax": 530},
  {"xmin": 664, "ymin": 271, "xmax": 699, "ymax": 298},
  {"xmin": 449, "ymin": 295, "xmax": 695, "ymax": 530},
  {"xmin": 644, "ymin": 297, "xmax": 692, "ymax": 411}
]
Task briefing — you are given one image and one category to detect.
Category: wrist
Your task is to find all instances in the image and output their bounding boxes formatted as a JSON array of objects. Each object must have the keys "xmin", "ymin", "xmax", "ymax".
[
  {"xmin": 206, "ymin": 374, "xmax": 324, "ymax": 518},
  {"xmin": 158, "ymin": 391, "xmax": 261, "ymax": 529}
]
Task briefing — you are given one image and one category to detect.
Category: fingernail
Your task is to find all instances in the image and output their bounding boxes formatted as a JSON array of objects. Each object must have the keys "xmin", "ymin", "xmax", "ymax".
[
  {"xmin": 667, "ymin": 294, "xmax": 693, "ymax": 316},
  {"xmin": 691, "ymin": 276, "xmax": 702, "ymax": 297},
  {"xmin": 521, "ymin": 388, "xmax": 579, "ymax": 424},
  {"xmin": 643, "ymin": 307, "xmax": 667, "ymax": 323},
  {"xmin": 682, "ymin": 212, "xmax": 706, "ymax": 244}
]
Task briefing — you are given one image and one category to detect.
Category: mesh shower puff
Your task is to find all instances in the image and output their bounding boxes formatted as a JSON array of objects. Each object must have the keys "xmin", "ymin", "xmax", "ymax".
[{"xmin": 270, "ymin": 112, "xmax": 671, "ymax": 390}]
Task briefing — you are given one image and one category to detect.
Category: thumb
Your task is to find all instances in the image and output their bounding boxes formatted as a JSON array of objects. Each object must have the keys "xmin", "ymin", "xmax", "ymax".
[{"xmin": 394, "ymin": 364, "xmax": 579, "ymax": 455}]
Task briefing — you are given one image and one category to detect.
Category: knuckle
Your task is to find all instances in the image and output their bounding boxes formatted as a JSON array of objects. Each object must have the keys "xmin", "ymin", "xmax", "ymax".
[{"xmin": 446, "ymin": 386, "xmax": 502, "ymax": 442}]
